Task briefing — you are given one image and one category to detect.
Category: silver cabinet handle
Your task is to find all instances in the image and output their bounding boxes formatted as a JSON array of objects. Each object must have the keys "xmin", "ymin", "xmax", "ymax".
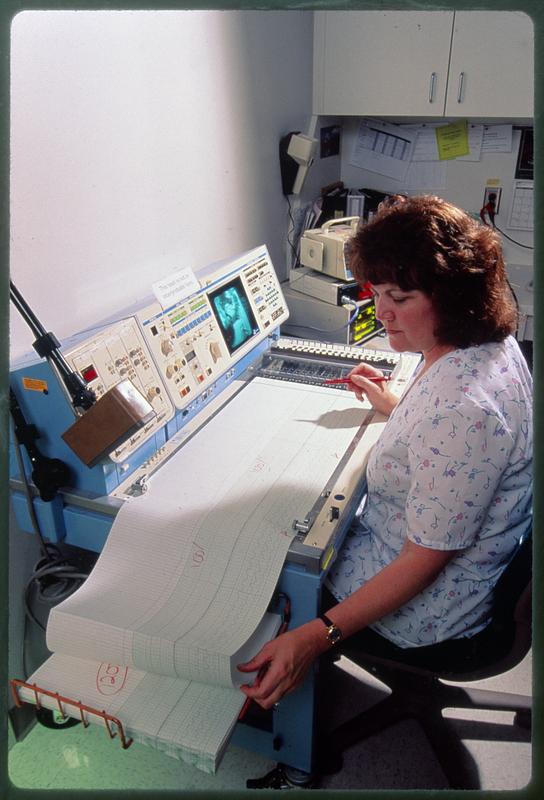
[
  {"xmin": 457, "ymin": 72, "xmax": 465, "ymax": 103},
  {"xmin": 429, "ymin": 72, "xmax": 437, "ymax": 103}
]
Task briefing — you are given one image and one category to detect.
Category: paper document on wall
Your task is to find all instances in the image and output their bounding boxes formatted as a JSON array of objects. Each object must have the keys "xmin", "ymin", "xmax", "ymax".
[
  {"xmin": 410, "ymin": 122, "xmax": 483, "ymax": 162},
  {"xmin": 23, "ymin": 377, "xmax": 373, "ymax": 773},
  {"xmin": 409, "ymin": 123, "xmax": 442, "ymax": 161},
  {"xmin": 403, "ymin": 161, "xmax": 446, "ymax": 192},
  {"xmin": 456, "ymin": 124, "xmax": 484, "ymax": 162},
  {"xmin": 350, "ymin": 119, "xmax": 416, "ymax": 181},
  {"xmin": 508, "ymin": 180, "xmax": 533, "ymax": 231},
  {"xmin": 481, "ymin": 124, "xmax": 513, "ymax": 153}
]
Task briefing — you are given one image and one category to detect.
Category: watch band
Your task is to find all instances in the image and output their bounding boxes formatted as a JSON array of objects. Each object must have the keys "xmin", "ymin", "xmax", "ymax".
[{"xmin": 319, "ymin": 613, "xmax": 343, "ymax": 646}]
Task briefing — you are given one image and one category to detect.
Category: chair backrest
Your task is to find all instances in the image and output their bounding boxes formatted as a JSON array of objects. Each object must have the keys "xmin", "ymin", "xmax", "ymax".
[
  {"xmin": 491, "ymin": 528, "xmax": 532, "ymax": 625},
  {"xmin": 481, "ymin": 527, "xmax": 532, "ymax": 675},
  {"xmin": 337, "ymin": 527, "xmax": 532, "ymax": 681}
]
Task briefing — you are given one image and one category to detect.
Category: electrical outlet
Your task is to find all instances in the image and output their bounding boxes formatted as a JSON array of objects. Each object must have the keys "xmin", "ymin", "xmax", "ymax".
[{"xmin": 483, "ymin": 186, "xmax": 502, "ymax": 213}]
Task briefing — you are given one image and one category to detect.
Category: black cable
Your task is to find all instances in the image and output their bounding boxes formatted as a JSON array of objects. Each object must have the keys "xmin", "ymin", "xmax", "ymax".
[
  {"xmin": 24, "ymin": 558, "xmax": 89, "ymax": 633},
  {"xmin": 10, "ymin": 414, "xmax": 89, "ymax": 675},
  {"xmin": 11, "ymin": 414, "xmax": 55, "ymax": 554},
  {"xmin": 486, "ymin": 213, "xmax": 532, "ymax": 339},
  {"xmin": 493, "ymin": 222, "xmax": 533, "ymax": 250},
  {"xmin": 506, "ymin": 276, "xmax": 520, "ymax": 314},
  {"xmin": 480, "ymin": 202, "xmax": 533, "ymax": 251},
  {"xmin": 9, "ymin": 387, "xmax": 71, "ymax": 502},
  {"xmin": 285, "ymin": 195, "xmax": 300, "ymax": 267},
  {"xmin": 504, "ymin": 275, "xmax": 528, "ymax": 344}
]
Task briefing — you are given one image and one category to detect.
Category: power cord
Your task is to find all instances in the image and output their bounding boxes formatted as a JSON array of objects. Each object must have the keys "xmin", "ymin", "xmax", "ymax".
[
  {"xmin": 493, "ymin": 222, "xmax": 533, "ymax": 250},
  {"xmin": 10, "ymin": 414, "xmax": 89, "ymax": 678},
  {"xmin": 285, "ymin": 195, "xmax": 300, "ymax": 268},
  {"xmin": 479, "ymin": 200, "xmax": 533, "ymax": 250},
  {"xmin": 478, "ymin": 199, "xmax": 532, "ymax": 340}
]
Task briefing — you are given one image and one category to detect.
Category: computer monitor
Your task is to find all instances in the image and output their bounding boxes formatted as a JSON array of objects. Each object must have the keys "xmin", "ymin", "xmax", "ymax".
[{"xmin": 208, "ymin": 276, "xmax": 259, "ymax": 355}]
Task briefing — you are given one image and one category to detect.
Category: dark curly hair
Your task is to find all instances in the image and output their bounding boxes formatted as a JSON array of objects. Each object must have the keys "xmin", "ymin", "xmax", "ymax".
[{"xmin": 348, "ymin": 195, "xmax": 518, "ymax": 348}]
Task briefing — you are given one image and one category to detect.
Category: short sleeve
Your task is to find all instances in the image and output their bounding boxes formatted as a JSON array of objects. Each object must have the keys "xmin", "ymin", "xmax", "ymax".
[{"xmin": 405, "ymin": 402, "xmax": 516, "ymax": 550}]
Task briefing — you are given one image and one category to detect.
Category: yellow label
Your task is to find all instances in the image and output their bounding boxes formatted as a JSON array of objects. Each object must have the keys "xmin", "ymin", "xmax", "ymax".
[
  {"xmin": 321, "ymin": 546, "xmax": 335, "ymax": 572},
  {"xmin": 22, "ymin": 377, "xmax": 48, "ymax": 392}
]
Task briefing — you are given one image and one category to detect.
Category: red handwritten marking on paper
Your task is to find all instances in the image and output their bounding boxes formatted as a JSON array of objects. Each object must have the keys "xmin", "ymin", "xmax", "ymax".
[
  {"xmin": 96, "ymin": 663, "xmax": 129, "ymax": 696},
  {"xmin": 192, "ymin": 542, "xmax": 205, "ymax": 566},
  {"xmin": 251, "ymin": 458, "xmax": 267, "ymax": 472}
]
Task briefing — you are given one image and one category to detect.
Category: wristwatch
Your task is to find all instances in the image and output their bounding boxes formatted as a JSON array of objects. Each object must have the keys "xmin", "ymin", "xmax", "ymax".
[{"xmin": 319, "ymin": 613, "xmax": 343, "ymax": 647}]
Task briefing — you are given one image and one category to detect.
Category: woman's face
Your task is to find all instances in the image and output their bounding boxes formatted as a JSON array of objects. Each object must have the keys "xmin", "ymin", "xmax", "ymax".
[{"xmin": 370, "ymin": 283, "xmax": 439, "ymax": 355}]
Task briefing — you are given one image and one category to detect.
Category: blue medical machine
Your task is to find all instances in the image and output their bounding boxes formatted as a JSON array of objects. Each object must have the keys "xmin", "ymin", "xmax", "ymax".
[{"xmin": 9, "ymin": 244, "xmax": 419, "ymax": 773}]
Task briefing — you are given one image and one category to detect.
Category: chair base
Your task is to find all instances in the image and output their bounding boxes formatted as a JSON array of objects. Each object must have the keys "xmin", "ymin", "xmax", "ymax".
[
  {"xmin": 246, "ymin": 764, "xmax": 317, "ymax": 790},
  {"xmin": 318, "ymin": 665, "xmax": 531, "ymax": 789}
]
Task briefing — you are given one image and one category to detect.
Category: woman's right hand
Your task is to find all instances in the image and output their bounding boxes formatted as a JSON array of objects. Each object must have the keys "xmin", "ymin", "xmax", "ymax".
[{"xmin": 347, "ymin": 363, "xmax": 399, "ymax": 417}]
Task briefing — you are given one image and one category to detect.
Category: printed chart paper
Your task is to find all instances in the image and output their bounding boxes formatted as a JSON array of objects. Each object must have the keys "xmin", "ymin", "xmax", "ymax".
[{"xmin": 24, "ymin": 377, "xmax": 372, "ymax": 772}]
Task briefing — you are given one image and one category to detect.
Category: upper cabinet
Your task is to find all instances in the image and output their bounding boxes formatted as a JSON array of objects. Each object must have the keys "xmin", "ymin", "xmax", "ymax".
[
  {"xmin": 313, "ymin": 11, "xmax": 453, "ymax": 117},
  {"xmin": 445, "ymin": 12, "xmax": 533, "ymax": 118},
  {"xmin": 313, "ymin": 11, "xmax": 534, "ymax": 119}
]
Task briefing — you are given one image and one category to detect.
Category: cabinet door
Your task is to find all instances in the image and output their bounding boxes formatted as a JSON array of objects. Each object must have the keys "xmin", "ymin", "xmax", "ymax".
[
  {"xmin": 313, "ymin": 11, "xmax": 454, "ymax": 116},
  {"xmin": 445, "ymin": 12, "xmax": 534, "ymax": 118}
]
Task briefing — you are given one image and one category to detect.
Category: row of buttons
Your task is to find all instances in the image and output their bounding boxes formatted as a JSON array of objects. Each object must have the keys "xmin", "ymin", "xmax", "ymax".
[
  {"xmin": 274, "ymin": 338, "xmax": 398, "ymax": 364},
  {"xmin": 271, "ymin": 307, "xmax": 285, "ymax": 321},
  {"xmin": 176, "ymin": 309, "xmax": 212, "ymax": 337}
]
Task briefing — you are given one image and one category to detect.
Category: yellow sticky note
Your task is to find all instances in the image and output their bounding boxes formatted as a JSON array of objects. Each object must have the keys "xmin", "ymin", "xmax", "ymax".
[{"xmin": 435, "ymin": 120, "xmax": 470, "ymax": 160}]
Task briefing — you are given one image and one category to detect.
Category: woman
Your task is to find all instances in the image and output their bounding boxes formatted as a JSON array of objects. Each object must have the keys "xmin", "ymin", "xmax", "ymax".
[{"xmin": 238, "ymin": 195, "xmax": 532, "ymax": 710}]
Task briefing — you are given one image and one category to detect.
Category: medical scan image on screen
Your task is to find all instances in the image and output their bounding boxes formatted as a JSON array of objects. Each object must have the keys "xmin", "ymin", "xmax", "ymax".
[{"xmin": 209, "ymin": 277, "xmax": 259, "ymax": 355}]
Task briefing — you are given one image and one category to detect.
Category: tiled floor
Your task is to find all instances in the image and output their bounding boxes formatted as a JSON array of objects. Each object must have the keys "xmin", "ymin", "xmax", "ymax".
[{"xmin": 8, "ymin": 650, "xmax": 532, "ymax": 792}]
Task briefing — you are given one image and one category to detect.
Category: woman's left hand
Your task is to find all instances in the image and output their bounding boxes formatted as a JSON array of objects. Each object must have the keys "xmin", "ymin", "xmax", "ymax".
[{"xmin": 237, "ymin": 622, "xmax": 327, "ymax": 710}]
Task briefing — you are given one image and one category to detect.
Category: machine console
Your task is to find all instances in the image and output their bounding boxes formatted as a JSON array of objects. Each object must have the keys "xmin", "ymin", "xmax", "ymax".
[
  {"xmin": 135, "ymin": 247, "xmax": 286, "ymax": 412},
  {"xmin": 261, "ymin": 337, "xmax": 419, "ymax": 400},
  {"xmin": 9, "ymin": 248, "xmax": 422, "ymax": 777},
  {"xmin": 10, "ymin": 244, "xmax": 419, "ymax": 561},
  {"xmin": 63, "ymin": 317, "xmax": 175, "ymax": 462},
  {"xmin": 56, "ymin": 246, "xmax": 287, "ymax": 464}
]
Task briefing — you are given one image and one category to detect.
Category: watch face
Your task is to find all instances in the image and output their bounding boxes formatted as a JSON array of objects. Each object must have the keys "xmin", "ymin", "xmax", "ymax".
[{"xmin": 328, "ymin": 625, "xmax": 342, "ymax": 645}]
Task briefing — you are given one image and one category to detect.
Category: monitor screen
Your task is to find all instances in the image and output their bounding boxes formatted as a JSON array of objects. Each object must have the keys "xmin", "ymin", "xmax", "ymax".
[{"xmin": 208, "ymin": 276, "xmax": 259, "ymax": 355}]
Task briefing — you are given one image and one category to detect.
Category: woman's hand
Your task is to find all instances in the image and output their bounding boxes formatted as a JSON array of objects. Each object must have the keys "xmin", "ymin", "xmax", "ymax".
[
  {"xmin": 348, "ymin": 363, "xmax": 399, "ymax": 417},
  {"xmin": 237, "ymin": 621, "xmax": 327, "ymax": 710}
]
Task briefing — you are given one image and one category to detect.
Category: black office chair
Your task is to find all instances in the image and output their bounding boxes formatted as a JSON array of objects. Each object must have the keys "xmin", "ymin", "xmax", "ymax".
[{"xmin": 318, "ymin": 530, "xmax": 532, "ymax": 789}]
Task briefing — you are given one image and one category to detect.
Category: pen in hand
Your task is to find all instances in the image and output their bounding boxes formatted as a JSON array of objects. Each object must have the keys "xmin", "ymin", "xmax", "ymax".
[{"xmin": 323, "ymin": 376, "xmax": 390, "ymax": 385}]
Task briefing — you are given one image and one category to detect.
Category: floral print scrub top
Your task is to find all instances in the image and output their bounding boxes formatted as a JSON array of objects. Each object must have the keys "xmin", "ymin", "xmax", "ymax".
[{"xmin": 326, "ymin": 336, "xmax": 532, "ymax": 648}]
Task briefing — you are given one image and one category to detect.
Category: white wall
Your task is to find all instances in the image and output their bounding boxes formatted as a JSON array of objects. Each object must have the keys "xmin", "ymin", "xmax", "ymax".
[
  {"xmin": 10, "ymin": 9, "xmax": 316, "ymax": 360},
  {"xmin": 8, "ymin": 8, "xmax": 321, "ymax": 721}
]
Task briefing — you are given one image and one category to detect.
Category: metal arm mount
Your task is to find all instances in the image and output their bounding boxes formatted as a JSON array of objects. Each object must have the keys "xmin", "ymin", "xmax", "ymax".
[
  {"xmin": 10, "ymin": 281, "xmax": 96, "ymax": 411},
  {"xmin": 9, "ymin": 387, "xmax": 71, "ymax": 502}
]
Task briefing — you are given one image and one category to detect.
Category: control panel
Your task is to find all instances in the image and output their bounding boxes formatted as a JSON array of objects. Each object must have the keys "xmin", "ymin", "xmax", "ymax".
[
  {"xmin": 269, "ymin": 337, "xmax": 399, "ymax": 368},
  {"xmin": 263, "ymin": 337, "xmax": 420, "ymax": 397},
  {"xmin": 135, "ymin": 246, "xmax": 288, "ymax": 411},
  {"xmin": 60, "ymin": 246, "xmax": 288, "ymax": 463},
  {"xmin": 64, "ymin": 317, "xmax": 175, "ymax": 462},
  {"xmin": 136, "ymin": 294, "xmax": 229, "ymax": 408}
]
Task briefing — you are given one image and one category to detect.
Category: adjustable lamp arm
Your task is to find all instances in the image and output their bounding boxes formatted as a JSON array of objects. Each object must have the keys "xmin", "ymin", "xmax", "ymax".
[{"xmin": 10, "ymin": 281, "xmax": 96, "ymax": 411}]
